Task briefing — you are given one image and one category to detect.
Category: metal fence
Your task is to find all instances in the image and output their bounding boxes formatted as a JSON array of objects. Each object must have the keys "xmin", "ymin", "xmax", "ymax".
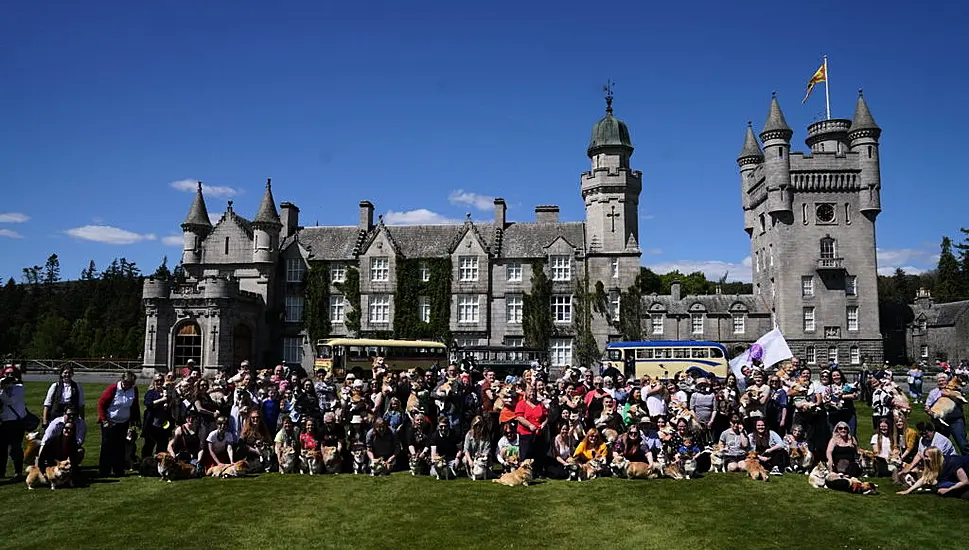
[{"xmin": 5, "ymin": 358, "xmax": 143, "ymax": 374}]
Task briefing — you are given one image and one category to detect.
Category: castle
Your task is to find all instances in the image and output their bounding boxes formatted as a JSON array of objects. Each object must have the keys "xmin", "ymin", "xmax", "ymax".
[{"xmin": 142, "ymin": 91, "xmax": 884, "ymax": 373}]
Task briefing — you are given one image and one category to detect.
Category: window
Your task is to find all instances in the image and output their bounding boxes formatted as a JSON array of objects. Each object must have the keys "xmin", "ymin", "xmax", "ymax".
[
  {"xmin": 850, "ymin": 346, "xmax": 860, "ymax": 365},
  {"xmin": 331, "ymin": 263, "xmax": 346, "ymax": 283},
  {"xmin": 506, "ymin": 296, "xmax": 523, "ymax": 324},
  {"xmin": 551, "ymin": 255, "xmax": 571, "ymax": 281},
  {"xmin": 283, "ymin": 337, "xmax": 303, "ymax": 364},
  {"xmin": 846, "ymin": 276, "xmax": 857, "ymax": 296},
  {"xmin": 418, "ymin": 296, "xmax": 431, "ymax": 323},
  {"xmin": 458, "ymin": 295, "xmax": 479, "ymax": 324},
  {"xmin": 455, "ymin": 337, "xmax": 478, "ymax": 348},
  {"xmin": 552, "ymin": 295, "xmax": 572, "ymax": 324},
  {"xmin": 173, "ymin": 323, "xmax": 202, "ymax": 367},
  {"xmin": 369, "ymin": 295, "xmax": 390, "ymax": 323},
  {"xmin": 286, "ymin": 258, "xmax": 305, "ymax": 282},
  {"xmin": 610, "ymin": 292, "xmax": 621, "ymax": 318},
  {"xmin": 506, "ymin": 263, "xmax": 523, "ymax": 282},
  {"xmin": 755, "ymin": 251, "xmax": 760, "ymax": 273},
  {"xmin": 418, "ymin": 262, "xmax": 430, "ymax": 282},
  {"xmin": 732, "ymin": 313, "xmax": 745, "ymax": 334},
  {"xmin": 805, "ymin": 346, "xmax": 816, "ymax": 365},
  {"xmin": 550, "ymin": 338, "xmax": 573, "ymax": 367},
  {"xmin": 690, "ymin": 313, "xmax": 704, "ymax": 335},
  {"xmin": 505, "ymin": 337, "xmax": 524, "ymax": 348},
  {"xmin": 651, "ymin": 314, "xmax": 664, "ymax": 335},
  {"xmin": 769, "ymin": 244, "xmax": 774, "ymax": 267},
  {"xmin": 285, "ymin": 296, "xmax": 304, "ymax": 322},
  {"xmin": 611, "ymin": 257, "xmax": 619, "ymax": 279},
  {"xmin": 920, "ymin": 344, "xmax": 929, "ymax": 358},
  {"xmin": 844, "ymin": 203, "xmax": 851, "ymax": 225},
  {"xmin": 802, "ymin": 203, "xmax": 809, "ymax": 225},
  {"xmin": 802, "ymin": 276, "xmax": 814, "ymax": 297},
  {"xmin": 828, "ymin": 346, "xmax": 838, "ymax": 365},
  {"xmin": 759, "ymin": 214, "xmax": 766, "ymax": 233},
  {"xmin": 370, "ymin": 257, "xmax": 389, "ymax": 282},
  {"xmin": 771, "ymin": 279, "xmax": 776, "ymax": 300},
  {"xmin": 918, "ymin": 317, "xmax": 927, "ymax": 331},
  {"xmin": 820, "ymin": 238, "xmax": 836, "ymax": 259},
  {"xmin": 847, "ymin": 306, "xmax": 859, "ymax": 331},
  {"xmin": 329, "ymin": 295, "xmax": 346, "ymax": 323},
  {"xmin": 459, "ymin": 256, "xmax": 478, "ymax": 282},
  {"xmin": 803, "ymin": 307, "xmax": 816, "ymax": 332}
]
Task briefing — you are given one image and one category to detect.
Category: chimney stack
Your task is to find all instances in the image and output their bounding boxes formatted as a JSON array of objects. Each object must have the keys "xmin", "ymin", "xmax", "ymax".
[
  {"xmin": 280, "ymin": 202, "xmax": 300, "ymax": 240},
  {"xmin": 494, "ymin": 198, "xmax": 506, "ymax": 228},
  {"xmin": 671, "ymin": 279, "xmax": 681, "ymax": 301},
  {"xmin": 359, "ymin": 201, "xmax": 374, "ymax": 231},
  {"xmin": 535, "ymin": 205, "xmax": 559, "ymax": 224}
]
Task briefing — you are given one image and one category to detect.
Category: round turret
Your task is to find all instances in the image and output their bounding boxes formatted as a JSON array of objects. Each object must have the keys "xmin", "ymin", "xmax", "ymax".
[
  {"xmin": 202, "ymin": 276, "xmax": 232, "ymax": 299},
  {"xmin": 142, "ymin": 277, "xmax": 171, "ymax": 299},
  {"xmin": 587, "ymin": 90, "xmax": 633, "ymax": 158},
  {"xmin": 805, "ymin": 119, "xmax": 851, "ymax": 154}
]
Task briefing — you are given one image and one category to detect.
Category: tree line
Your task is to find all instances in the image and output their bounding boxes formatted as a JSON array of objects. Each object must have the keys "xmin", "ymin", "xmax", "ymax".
[{"xmin": 0, "ymin": 254, "xmax": 175, "ymax": 360}]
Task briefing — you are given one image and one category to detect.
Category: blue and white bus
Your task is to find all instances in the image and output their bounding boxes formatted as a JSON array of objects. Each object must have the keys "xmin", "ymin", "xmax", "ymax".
[{"xmin": 602, "ymin": 340, "xmax": 729, "ymax": 380}]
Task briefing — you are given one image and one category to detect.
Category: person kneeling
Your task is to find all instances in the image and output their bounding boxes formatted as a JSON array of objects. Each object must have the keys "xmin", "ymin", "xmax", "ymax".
[{"xmin": 750, "ymin": 418, "xmax": 788, "ymax": 476}]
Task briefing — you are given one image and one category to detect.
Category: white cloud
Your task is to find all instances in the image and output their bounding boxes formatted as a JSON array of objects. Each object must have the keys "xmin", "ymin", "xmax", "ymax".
[
  {"xmin": 162, "ymin": 235, "xmax": 184, "ymax": 247},
  {"xmin": 448, "ymin": 190, "xmax": 495, "ymax": 212},
  {"xmin": 0, "ymin": 213, "xmax": 29, "ymax": 223},
  {"xmin": 877, "ymin": 247, "xmax": 936, "ymax": 275},
  {"xmin": 383, "ymin": 209, "xmax": 462, "ymax": 225},
  {"xmin": 0, "ymin": 229, "xmax": 23, "ymax": 239},
  {"xmin": 645, "ymin": 258, "xmax": 752, "ymax": 283},
  {"xmin": 643, "ymin": 248, "xmax": 663, "ymax": 255},
  {"xmin": 878, "ymin": 265, "xmax": 926, "ymax": 276},
  {"xmin": 66, "ymin": 225, "xmax": 157, "ymax": 245},
  {"xmin": 209, "ymin": 213, "xmax": 223, "ymax": 225},
  {"xmin": 170, "ymin": 179, "xmax": 239, "ymax": 198}
]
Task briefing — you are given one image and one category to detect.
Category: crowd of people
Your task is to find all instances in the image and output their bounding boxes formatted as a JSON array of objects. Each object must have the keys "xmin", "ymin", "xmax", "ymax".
[{"xmin": 0, "ymin": 355, "xmax": 967, "ymax": 500}]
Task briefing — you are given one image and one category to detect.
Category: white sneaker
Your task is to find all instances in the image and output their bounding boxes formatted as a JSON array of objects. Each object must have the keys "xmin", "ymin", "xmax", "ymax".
[{"xmin": 769, "ymin": 467, "xmax": 783, "ymax": 476}]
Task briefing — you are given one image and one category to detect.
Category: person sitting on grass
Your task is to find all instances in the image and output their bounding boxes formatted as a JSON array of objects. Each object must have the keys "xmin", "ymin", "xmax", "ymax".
[
  {"xmin": 897, "ymin": 446, "xmax": 969, "ymax": 499},
  {"xmin": 462, "ymin": 416, "xmax": 491, "ymax": 474},
  {"xmin": 168, "ymin": 410, "xmax": 203, "ymax": 464},
  {"xmin": 573, "ymin": 428, "xmax": 609, "ymax": 464},
  {"xmin": 897, "ymin": 422, "xmax": 956, "ymax": 477},
  {"xmin": 894, "ymin": 412, "xmax": 919, "ymax": 466},
  {"xmin": 497, "ymin": 420, "xmax": 521, "ymax": 471},
  {"xmin": 239, "ymin": 409, "xmax": 271, "ymax": 461},
  {"xmin": 366, "ymin": 417, "xmax": 399, "ymax": 471},
  {"xmin": 719, "ymin": 415, "xmax": 749, "ymax": 473},
  {"xmin": 203, "ymin": 416, "xmax": 237, "ymax": 470},
  {"xmin": 37, "ymin": 422, "xmax": 83, "ymax": 483},
  {"xmin": 546, "ymin": 420, "xmax": 578, "ymax": 479},
  {"xmin": 826, "ymin": 421, "xmax": 860, "ymax": 477},
  {"xmin": 870, "ymin": 417, "xmax": 895, "ymax": 477},
  {"xmin": 749, "ymin": 418, "xmax": 787, "ymax": 476},
  {"xmin": 42, "ymin": 405, "xmax": 87, "ymax": 461}
]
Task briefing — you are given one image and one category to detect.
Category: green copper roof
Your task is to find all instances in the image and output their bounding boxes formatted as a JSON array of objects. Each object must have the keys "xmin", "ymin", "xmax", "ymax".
[
  {"xmin": 587, "ymin": 101, "xmax": 633, "ymax": 156},
  {"xmin": 253, "ymin": 179, "xmax": 282, "ymax": 227},
  {"xmin": 182, "ymin": 181, "xmax": 212, "ymax": 228}
]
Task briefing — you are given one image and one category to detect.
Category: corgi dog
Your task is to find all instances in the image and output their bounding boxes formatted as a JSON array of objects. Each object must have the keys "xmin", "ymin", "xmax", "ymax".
[
  {"xmin": 928, "ymin": 376, "xmax": 968, "ymax": 427},
  {"xmin": 492, "ymin": 458, "xmax": 533, "ymax": 487},
  {"xmin": 857, "ymin": 449, "xmax": 877, "ymax": 478},
  {"xmin": 157, "ymin": 453, "xmax": 198, "ymax": 482},
  {"xmin": 253, "ymin": 441, "xmax": 273, "ymax": 473},
  {"xmin": 409, "ymin": 454, "xmax": 429, "ymax": 476},
  {"xmin": 370, "ymin": 458, "xmax": 391, "ymax": 476},
  {"xmin": 321, "ymin": 446, "xmax": 341, "ymax": 474},
  {"xmin": 279, "ymin": 445, "xmax": 299, "ymax": 474},
  {"xmin": 431, "ymin": 456, "xmax": 456, "ymax": 480},
  {"xmin": 706, "ymin": 443, "xmax": 726, "ymax": 473},
  {"xmin": 469, "ymin": 454, "xmax": 490, "ymax": 481},
  {"xmin": 788, "ymin": 443, "xmax": 814, "ymax": 474},
  {"xmin": 744, "ymin": 451, "xmax": 770, "ymax": 482},
  {"xmin": 206, "ymin": 460, "xmax": 247, "ymax": 478},
  {"xmin": 24, "ymin": 431, "xmax": 42, "ymax": 465},
  {"xmin": 808, "ymin": 461, "xmax": 829, "ymax": 489},
  {"xmin": 352, "ymin": 448, "xmax": 369, "ymax": 474},
  {"xmin": 301, "ymin": 449, "xmax": 324, "ymax": 475},
  {"xmin": 26, "ymin": 459, "xmax": 73, "ymax": 490}
]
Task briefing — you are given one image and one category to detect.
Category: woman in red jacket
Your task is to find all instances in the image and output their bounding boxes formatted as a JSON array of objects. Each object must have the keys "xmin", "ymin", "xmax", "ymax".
[{"xmin": 96, "ymin": 371, "xmax": 141, "ymax": 477}]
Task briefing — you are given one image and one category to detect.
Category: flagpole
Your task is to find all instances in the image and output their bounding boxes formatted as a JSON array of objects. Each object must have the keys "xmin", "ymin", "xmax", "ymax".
[{"xmin": 823, "ymin": 55, "xmax": 831, "ymax": 120}]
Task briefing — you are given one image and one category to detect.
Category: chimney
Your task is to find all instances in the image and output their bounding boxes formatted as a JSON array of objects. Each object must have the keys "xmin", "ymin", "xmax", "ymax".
[
  {"xmin": 915, "ymin": 287, "xmax": 933, "ymax": 309},
  {"xmin": 494, "ymin": 198, "xmax": 506, "ymax": 228},
  {"xmin": 715, "ymin": 284, "xmax": 722, "ymax": 295},
  {"xmin": 280, "ymin": 202, "xmax": 300, "ymax": 240},
  {"xmin": 535, "ymin": 205, "xmax": 559, "ymax": 224},
  {"xmin": 671, "ymin": 279, "xmax": 681, "ymax": 301},
  {"xmin": 359, "ymin": 201, "xmax": 374, "ymax": 231}
]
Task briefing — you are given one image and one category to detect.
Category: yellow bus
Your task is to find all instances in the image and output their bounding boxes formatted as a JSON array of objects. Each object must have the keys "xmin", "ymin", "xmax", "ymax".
[
  {"xmin": 601, "ymin": 340, "xmax": 729, "ymax": 380},
  {"xmin": 314, "ymin": 338, "xmax": 448, "ymax": 378}
]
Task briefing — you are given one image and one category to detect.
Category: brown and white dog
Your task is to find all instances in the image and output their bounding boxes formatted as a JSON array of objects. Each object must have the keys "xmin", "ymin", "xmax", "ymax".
[
  {"xmin": 409, "ymin": 454, "xmax": 429, "ymax": 476},
  {"xmin": 928, "ymin": 376, "xmax": 968, "ymax": 427},
  {"xmin": 469, "ymin": 454, "xmax": 490, "ymax": 481},
  {"xmin": 157, "ymin": 453, "xmax": 198, "ymax": 482},
  {"xmin": 706, "ymin": 443, "xmax": 726, "ymax": 473},
  {"xmin": 301, "ymin": 449, "xmax": 324, "ymax": 475},
  {"xmin": 492, "ymin": 458, "xmax": 534, "ymax": 487},
  {"xmin": 206, "ymin": 460, "xmax": 248, "ymax": 478},
  {"xmin": 808, "ymin": 462, "xmax": 829, "ymax": 489},
  {"xmin": 788, "ymin": 443, "xmax": 814, "ymax": 474},
  {"xmin": 279, "ymin": 445, "xmax": 299, "ymax": 474},
  {"xmin": 26, "ymin": 459, "xmax": 74, "ymax": 490},
  {"xmin": 611, "ymin": 456, "xmax": 656, "ymax": 480},
  {"xmin": 321, "ymin": 446, "xmax": 341, "ymax": 474},
  {"xmin": 431, "ymin": 456, "xmax": 456, "ymax": 480},
  {"xmin": 24, "ymin": 431, "xmax": 42, "ymax": 466},
  {"xmin": 744, "ymin": 451, "xmax": 770, "ymax": 482},
  {"xmin": 370, "ymin": 457, "xmax": 391, "ymax": 476},
  {"xmin": 857, "ymin": 449, "xmax": 878, "ymax": 478}
]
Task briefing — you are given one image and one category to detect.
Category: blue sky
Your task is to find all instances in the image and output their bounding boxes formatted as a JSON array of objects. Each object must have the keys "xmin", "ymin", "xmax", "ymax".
[{"xmin": 2, "ymin": 1, "xmax": 967, "ymax": 283}]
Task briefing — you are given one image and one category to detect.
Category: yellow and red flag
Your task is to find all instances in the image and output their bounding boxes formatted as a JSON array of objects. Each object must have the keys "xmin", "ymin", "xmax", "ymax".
[{"xmin": 801, "ymin": 62, "xmax": 827, "ymax": 103}]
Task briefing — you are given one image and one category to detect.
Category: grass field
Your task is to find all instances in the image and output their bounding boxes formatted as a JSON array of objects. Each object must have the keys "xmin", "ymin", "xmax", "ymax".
[{"xmin": 2, "ymin": 381, "xmax": 966, "ymax": 550}]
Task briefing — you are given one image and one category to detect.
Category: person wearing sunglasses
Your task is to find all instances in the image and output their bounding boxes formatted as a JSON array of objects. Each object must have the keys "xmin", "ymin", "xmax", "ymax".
[{"xmin": 826, "ymin": 421, "xmax": 860, "ymax": 476}]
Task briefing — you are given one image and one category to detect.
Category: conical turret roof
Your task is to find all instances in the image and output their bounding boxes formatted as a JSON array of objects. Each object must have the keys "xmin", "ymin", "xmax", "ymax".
[
  {"xmin": 253, "ymin": 178, "xmax": 282, "ymax": 227},
  {"xmin": 182, "ymin": 181, "xmax": 212, "ymax": 229},
  {"xmin": 738, "ymin": 122, "xmax": 764, "ymax": 162},
  {"xmin": 850, "ymin": 90, "xmax": 880, "ymax": 136},
  {"xmin": 760, "ymin": 93, "xmax": 792, "ymax": 139}
]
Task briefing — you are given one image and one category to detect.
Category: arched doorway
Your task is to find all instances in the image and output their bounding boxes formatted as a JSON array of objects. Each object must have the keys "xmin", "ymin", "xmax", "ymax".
[
  {"xmin": 232, "ymin": 324, "xmax": 252, "ymax": 367},
  {"xmin": 173, "ymin": 322, "xmax": 202, "ymax": 369}
]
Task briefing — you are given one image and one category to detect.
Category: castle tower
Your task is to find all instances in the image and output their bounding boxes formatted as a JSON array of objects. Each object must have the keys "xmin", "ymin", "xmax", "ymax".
[
  {"xmin": 252, "ymin": 178, "xmax": 282, "ymax": 265},
  {"xmin": 741, "ymin": 92, "xmax": 884, "ymax": 365},
  {"xmin": 737, "ymin": 121, "xmax": 764, "ymax": 236},
  {"xmin": 581, "ymin": 86, "xmax": 642, "ymax": 255},
  {"xmin": 181, "ymin": 181, "xmax": 212, "ymax": 269}
]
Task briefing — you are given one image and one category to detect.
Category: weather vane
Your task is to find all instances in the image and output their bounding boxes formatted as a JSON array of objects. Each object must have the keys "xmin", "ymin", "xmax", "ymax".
[{"xmin": 603, "ymin": 79, "xmax": 615, "ymax": 113}]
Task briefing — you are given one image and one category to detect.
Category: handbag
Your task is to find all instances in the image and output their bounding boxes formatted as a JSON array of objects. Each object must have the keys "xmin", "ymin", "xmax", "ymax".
[{"xmin": 7, "ymin": 405, "xmax": 40, "ymax": 432}]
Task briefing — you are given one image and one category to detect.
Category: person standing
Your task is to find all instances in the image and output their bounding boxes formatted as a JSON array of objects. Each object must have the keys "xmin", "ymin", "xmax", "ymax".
[
  {"xmin": 907, "ymin": 363, "xmax": 924, "ymax": 403},
  {"xmin": 142, "ymin": 374, "xmax": 172, "ymax": 458},
  {"xmin": 97, "ymin": 371, "xmax": 141, "ymax": 476},
  {"xmin": 42, "ymin": 365, "xmax": 84, "ymax": 426},
  {"xmin": 0, "ymin": 367, "xmax": 27, "ymax": 479},
  {"xmin": 516, "ymin": 385, "xmax": 548, "ymax": 476}
]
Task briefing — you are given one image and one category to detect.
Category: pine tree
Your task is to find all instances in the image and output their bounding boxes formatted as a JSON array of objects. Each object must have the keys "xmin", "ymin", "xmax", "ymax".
[
  {"xmin": 936, "ymin": 237, "xmax": 961, "ymax": 302},
  {"xmin": 43, "ymin": 254, "xmax": 61, "ymax": 285},
  {"xmin": 80, "ymin": 260, "xmax": 98, "ymax": 281},
  {"xmin": 153, "ymin": 256, "xmax": 172, "ymax": 280}
]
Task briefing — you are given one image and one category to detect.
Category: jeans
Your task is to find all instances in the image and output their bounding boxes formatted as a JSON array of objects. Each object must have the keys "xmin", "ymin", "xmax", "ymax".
[
  {"xmin": 947, "ymin": 415, "xmax": 968, "ymax": 456},
  {"xmin": 0, "ymin": 420, "xmax": 26, "ymax": 476}
]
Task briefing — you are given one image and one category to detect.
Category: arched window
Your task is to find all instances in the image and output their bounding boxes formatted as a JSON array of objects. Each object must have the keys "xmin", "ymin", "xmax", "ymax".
[
  {"xmin": 820, "ymin": 237, "xmax": 837, "ymax": 259},
  {"xmin": 173, "ymin": 322, "xmax": 202, "ymax": 368}
]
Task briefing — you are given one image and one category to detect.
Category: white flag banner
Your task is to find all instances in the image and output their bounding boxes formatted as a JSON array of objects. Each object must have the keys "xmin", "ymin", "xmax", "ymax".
[{"xmin": 728, "ymin": 328, "xmax": 794, "ymax": 379}]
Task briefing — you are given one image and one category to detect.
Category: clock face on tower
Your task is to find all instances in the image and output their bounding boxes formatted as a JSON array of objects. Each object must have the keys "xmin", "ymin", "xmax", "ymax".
[{"xmin": 816, "ymin": 203, "xmax": 835, "ymax": 224}]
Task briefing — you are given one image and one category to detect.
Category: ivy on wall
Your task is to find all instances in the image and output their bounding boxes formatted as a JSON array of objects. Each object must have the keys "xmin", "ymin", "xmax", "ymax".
[
  {"xmin": 393, "ymin": 258, "xmax": 452, "ymax": 343},
  {"xmin": 303, "ymin": 262, "xmax": 331, "ymax": 344},
  {"xmin": 334, "ymin": 266, "xmax": 361, "ymax": 336},
  {"xmin": 523, "ymin": 260, "xmax": 554, "ymax": 351},
  {"xmin": 572, "ymin": 271, "xmax": 600, "ymax": 367},
  {"xmin": 619, "ymin": 273, "xmax": 644, "ymax": 341}
]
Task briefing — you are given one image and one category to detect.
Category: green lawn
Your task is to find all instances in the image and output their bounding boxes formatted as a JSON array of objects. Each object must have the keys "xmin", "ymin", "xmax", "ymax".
[{"xmin": 3, "ymin": 382, "xmax": 966, "ymax": 550}]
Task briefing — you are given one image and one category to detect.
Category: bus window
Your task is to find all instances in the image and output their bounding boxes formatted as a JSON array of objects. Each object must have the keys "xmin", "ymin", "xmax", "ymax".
[
  {"xmin": 316, "ymin": 345, "xmax": 333, "ymax": 359},
  {"xmin": 636, "ymin": 349, "xmax": 655, "ymax": 359},
  {"xmin": 606, "ymin": 349, "xmax": 623, "ymax": 361},
  {"xmin": 691, "ymin": 348, "xmax": 709, "ymax": 359},
  {"xmin": 710, "ymin": 347, "xmax": 725, "ymax": 358},
  {"xmin": 349, "ymin": 346, "xmax": 364, "ymax": 359},
  {"xmin": 674, "ymin": 348, "xmax": 690, "ymax": 359},
  {"xmin": 656, "ymin": 348, "xmax": 672, "ymax": 359}
]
